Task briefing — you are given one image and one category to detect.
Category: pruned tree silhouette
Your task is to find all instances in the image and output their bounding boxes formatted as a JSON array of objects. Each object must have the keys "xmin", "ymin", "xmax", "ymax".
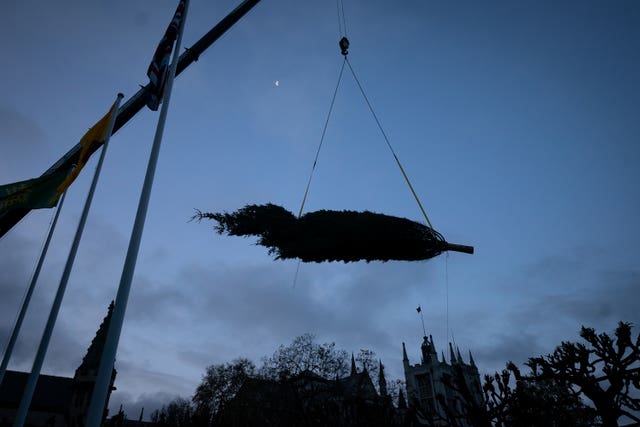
[
  {"xmin": 435, "ymin": 322, "xmax": 639, "ymax": 427},
  {"xmin": 528, "ymin": 322, "xmax": 640, "ymax": 427}
]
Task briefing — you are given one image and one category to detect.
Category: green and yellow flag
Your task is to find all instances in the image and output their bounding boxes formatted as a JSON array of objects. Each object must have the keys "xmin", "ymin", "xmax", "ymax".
[
  {"xmin": 54, "ymin": 100, "xmax": 120, "ymax": 198},
  {"xmin": 0, "ymin": 167, "xmax": 72, "ymax": 212},
  {"xmin": 0, "ymin": 100, "xmax": 119, "ymax": 216}
]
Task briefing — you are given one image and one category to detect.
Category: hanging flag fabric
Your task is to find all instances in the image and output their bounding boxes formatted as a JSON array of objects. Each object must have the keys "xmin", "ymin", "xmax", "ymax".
[
  {"xmin": 0, "ymin": 99, "xmax": 119, "ymax": 216},
  {"xmin": 54, "ymin": 100, "xmax": 120, "ymax": 198},
  {"xmin": 146, "ymin": 0, "xmax": 186, "ymax": 111},
  {"xmin": 0, "ymin": 168, "xmax": 71, "ymax": 213}
]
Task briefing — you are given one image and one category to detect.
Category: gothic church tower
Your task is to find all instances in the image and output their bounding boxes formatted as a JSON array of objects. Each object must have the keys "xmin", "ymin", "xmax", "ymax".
[
  {"xmin": 402, "ymin": 335, "xmax": 481, "ymax": 426},
  {"xmin": 68, "ymin": 302, "xmax": 117, "ymax": 427}
]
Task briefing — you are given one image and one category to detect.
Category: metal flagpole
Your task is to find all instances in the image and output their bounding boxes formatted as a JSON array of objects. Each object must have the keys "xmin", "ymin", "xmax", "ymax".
[
  {"xmin": 0, "ymin": 191, "xmax": 67, "ymax": 387},
  {"xmin": 12, "ymin": 93, "xmax": 123, "ymax": 427},
  {"xmin": 85, "ymin": 2, "xmax": 190, "ymax": 426}
]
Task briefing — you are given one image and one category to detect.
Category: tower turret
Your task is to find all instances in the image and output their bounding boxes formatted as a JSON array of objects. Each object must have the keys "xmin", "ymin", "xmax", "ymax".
[
  {"xmin": 402, "ymin": 342, "xmax": 410, "ymax": 368},
  {"xmin": 378, "ymin": 360, "xmax": 387, "ymax": 397},
  {"xmin": 449, "ymin": 342, "xmax": 457, "ymax": 364},
  {"xmin": 402, "ymin": 331, "xmax": 482, "ymax": 423},
  {"xmin": 420, "ymin": 336, "xmax": 429, "ymax": 364},
  {"xmin": 69, "ymin": 302, "xmax": 117, "ymax": 427},
  {"xmin": 469, "ymin": 350, "xmax": 477, "ymax": 367},
  {"xmin": 75, "ymin": 301, "xmax": 114, "ymax": 378},
  {"xmin": 429, "ymin": 335, "xmax": 437, "ymax": 355}
]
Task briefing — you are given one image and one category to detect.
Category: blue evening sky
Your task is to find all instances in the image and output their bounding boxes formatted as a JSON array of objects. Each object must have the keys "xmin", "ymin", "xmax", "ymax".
[{"xmin": 1, "ymin": 0, "xmax": 639, "ymax": 416}]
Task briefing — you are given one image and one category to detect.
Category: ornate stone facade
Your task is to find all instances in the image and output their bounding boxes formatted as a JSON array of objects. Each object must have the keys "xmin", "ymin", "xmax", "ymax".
[{"xmin": 403, "ymin": 336, "xmax": 482, "ymax": 425}]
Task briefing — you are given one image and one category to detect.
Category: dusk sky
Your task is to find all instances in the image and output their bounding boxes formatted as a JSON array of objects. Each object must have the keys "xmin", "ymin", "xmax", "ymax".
[{"xmin": 1, "ymin": 0, "xmax": 639, "ymax": 419}]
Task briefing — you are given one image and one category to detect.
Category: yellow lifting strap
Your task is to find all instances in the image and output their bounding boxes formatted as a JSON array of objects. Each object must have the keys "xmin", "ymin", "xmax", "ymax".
[
  {"xmin": 344, "ymin": 56, "xmax": 435, "ymax": 230},
  {"xmin": 392, "ymin": 152, "xmax": 434, "ymax": 229}
]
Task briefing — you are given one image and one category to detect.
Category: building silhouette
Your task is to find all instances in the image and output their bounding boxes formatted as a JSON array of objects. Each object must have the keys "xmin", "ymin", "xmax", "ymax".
[
  {"xmin": 215, "ymin": 362, "xmax": 413, "ymax": 427},
  {"xmin": 0, "ymin": 303, "xmax": 117, "ymax": 427},
  {"xmin": 403, "ymin": 335, "xmax": 482, "ymax": 425}
]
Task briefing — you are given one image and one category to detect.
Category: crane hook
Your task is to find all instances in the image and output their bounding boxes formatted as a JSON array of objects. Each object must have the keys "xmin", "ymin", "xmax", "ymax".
[{"xmin": 339, "ymin": 37, "xmax": 350, "ymax": 56}]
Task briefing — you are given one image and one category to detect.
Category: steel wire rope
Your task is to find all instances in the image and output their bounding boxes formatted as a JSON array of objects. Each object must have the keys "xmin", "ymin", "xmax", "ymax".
[
  {"xmin": 337, "ymin": 0, "xmax": 348, "ymax": 38},
  {"xmin": 292, "ymin": 58, "xmax": 347, "ymax": 288},
  {"xmin": 297, "ymin": 58, "xmax": 347, "ymax": 218},
  {"xmin": 344, "ymin": 57, "xmax": 434, "ymax": 230},
  {"xmin": 293, "ymin": 1, "xmax": 349, "ymax": 288},
  {"xmin": 292, "ymin": 59, "xmax": 346, "ymax": 288},
  {"xmin": 336, "ymin": 0, "xmax": 343, "ymax": 36}
]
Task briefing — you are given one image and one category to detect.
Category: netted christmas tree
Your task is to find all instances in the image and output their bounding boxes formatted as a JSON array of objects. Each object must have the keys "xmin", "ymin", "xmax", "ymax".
[{"xmin": 194, "ymin": 203, "xmax": 472, "ymax": 263}]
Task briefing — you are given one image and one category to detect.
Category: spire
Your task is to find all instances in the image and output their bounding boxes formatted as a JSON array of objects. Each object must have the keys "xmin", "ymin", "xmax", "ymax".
[
  {"xmin": 429, "ymin": 335, "xmax": 437, "ymax": 355},
  {"xmin": 76, "ymin": 301, "xmax": 115, "ymax": 377},
  {"xmin": 449, "ymin": 342, "xmax": 457, "ymax": 364},
  {"xmin": 351, "ymin": 353, "xmax": 357, "ymax": 376},
  {"xmin": 457, "ymin": 347, "xmax": 464, "ymax": 364},
  {"xmin": 378, "ymin": 360, "xmax": 388, "ymax": 397},
  {"xmin": 469, "ymin": 350, "xmax": 477, "ymax": 367},
  {"xmin": 441, "ymin": 351, "xmax": 446, "ymax": 363},
  {"xmin": 398, "ymin": 388, "xmax": 407, "ymax": 409},
  {"xmin": 402, "ymin": 342, "xmax": 409, "ymax": 364}
]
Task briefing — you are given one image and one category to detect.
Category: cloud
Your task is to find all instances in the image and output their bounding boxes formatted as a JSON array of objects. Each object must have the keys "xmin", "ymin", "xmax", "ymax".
[
  {"xmin": 0, "ymin": 106, "xmax": 48, "ymax": 180},
  {"xmin": 548, "ymin": 269, "xmax": 640, "ymax": 326},
  {"xmin": 106, "ymin": 246, "xmax": 640, "ymax": 405},
  {"xmin": 0, "ymin": 232, "xmax": 57, "ymax": 372},
  {"xmin": 460, "ymin": 250, "xmax": 640, "ymax": 376},
  {"xmin": 96, "ymin": 259, "xmax": 436, "ymax": 399},
  {"xmin": 0, "ymin": 221, "xmax": 127, "ymax": 375},
  {"xmin": 3, "ymin": 219, "xmax": 638, "ymax": 418},
  {"xmin": 0, "ymin": 107, "xmax": 46, "ymax": 150},
  {"xmin": 473, "ymin": 331, "xmax": 547, "ymax": 375},
  {"xmin": 108, "ymin": 390, "xmax": 180, "ymax": 421}
]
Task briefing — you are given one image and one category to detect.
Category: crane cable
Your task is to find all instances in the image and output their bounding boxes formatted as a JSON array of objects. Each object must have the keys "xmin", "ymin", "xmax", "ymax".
[
  {"xmin": 343, "ymin": 57, "xmax": 434, "ymax": 229},
  {"xmin": 293, "ymin": 0, "xmax": 348, "ymax": 288},
  {"xmin": 299, "ymin": 0, "xmax": 434, "ymax": 231},
  {"xmin": 337, "ymin": 0, "xmax": 348, "ymax": 38},
  {"xmin": 297, "ymin": 59, "xmax": 346, "ymax": 218}
]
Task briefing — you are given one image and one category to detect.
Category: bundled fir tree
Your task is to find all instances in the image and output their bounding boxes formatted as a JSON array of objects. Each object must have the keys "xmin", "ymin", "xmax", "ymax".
[{"xmin": 194, "ymin": 203, "xmax": 473, "ymax": 263}]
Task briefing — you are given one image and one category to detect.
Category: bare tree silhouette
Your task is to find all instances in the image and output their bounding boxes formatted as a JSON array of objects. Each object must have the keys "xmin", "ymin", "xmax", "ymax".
[{"xmin": 528, "ymin": 322, "xmax": 640, "ymax": 427}]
